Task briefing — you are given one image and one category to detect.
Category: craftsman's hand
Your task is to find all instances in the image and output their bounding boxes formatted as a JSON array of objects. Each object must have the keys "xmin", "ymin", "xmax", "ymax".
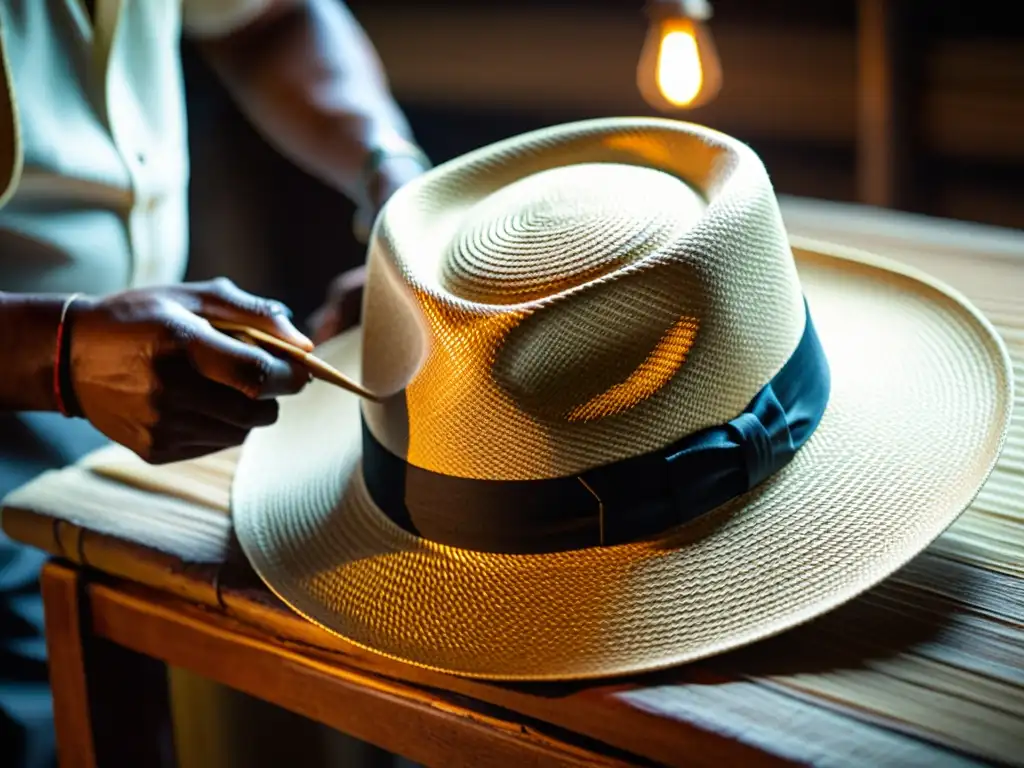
[
  {"xmin": 351, "ymin": 154, "xmax": 427, "ymax": 243},
  {"xmin": 308, "ymin": 265, "xmax": 367, "ymax": 345},
  {"xmin": 70, "ymin": 278, "xmax": 313, "ymax": 464},
  {"xmin": 310, "ymin": 156, "xmax": 426, "ymax": 344}
]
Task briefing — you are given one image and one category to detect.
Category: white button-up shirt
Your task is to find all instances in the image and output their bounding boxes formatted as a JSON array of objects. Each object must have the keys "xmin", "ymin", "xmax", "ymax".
[{"xmin": 0, "ymin": 0, "xmax": 269, "ymax": 295}]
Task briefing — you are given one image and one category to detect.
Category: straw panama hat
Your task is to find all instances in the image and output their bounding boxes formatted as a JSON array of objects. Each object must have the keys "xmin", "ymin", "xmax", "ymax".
[{"xmin": 233, "ymin": 117, "xmax": 1013, "ymax": 681}]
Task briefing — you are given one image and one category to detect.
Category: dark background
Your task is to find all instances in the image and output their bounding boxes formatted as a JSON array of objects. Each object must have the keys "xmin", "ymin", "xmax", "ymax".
[{"xmin": 180, "ymin": 0, "xmax": 1024, "ymax": 324}]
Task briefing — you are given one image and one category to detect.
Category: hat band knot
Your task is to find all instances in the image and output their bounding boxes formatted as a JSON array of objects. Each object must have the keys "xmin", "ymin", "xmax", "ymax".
[
  {"xmin": 362, "ymin": 299, "xmax": 830, "ymax": 554},
  {"xmin": 729, "ymin": 397, "xmax": 793, "ymax": 488},
  {"xmin": 663, "ymin": 382, "xmax": 795, "ymax": 516}
]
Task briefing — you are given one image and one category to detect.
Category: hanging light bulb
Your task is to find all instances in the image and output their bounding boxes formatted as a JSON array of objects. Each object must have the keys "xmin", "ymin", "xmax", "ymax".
[{"xmin": 637, "ymin": 0, "xmax": 723, "ymax": 112}]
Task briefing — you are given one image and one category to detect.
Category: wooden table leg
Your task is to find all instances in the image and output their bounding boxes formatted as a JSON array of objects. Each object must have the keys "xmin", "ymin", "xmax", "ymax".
[
  {"xmin": 41, "ymin": 561, "xmax": 99, "ymax": 768},
  {"xmin": 41, "ymin": 561, "xmax": 176, "ymax": 768}
]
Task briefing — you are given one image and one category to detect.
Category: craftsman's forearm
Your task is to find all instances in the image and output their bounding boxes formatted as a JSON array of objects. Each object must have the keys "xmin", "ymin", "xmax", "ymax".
[
  {"xmin": 0, "ymin": 292, "xmax": 64, "ymax": 412},
  {"xmin": 198, "ymin": 0, "xmax": 414, "ymax": 206}
]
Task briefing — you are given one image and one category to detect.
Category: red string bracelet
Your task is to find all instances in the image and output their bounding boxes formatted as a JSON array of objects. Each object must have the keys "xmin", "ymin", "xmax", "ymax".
[{"xmin": 53, "ymin": 293, "xmax": 82, "ymax": 418}]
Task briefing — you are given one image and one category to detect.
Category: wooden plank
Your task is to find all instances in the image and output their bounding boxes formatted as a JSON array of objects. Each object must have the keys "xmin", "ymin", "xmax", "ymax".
[
  {"xmin": 856, "ymin": 0, "xmax": 915, "ymax": 208},
  {"xmin": 40, "ymin": 562, "xmax": 98, "ymax": 768},
  {"xmin": 40, "ymin": 562, "xmax": 178, "ymax": 768},
  {"xmin": 217, "ymin": 578, "xmax": 996, "ymax": 767},
  {"xmin": 779, "ymin": 196, "xmax": 1024, "ymax": 266},
  {"xmin": 31, "ymin": 518, "xmax": 996, "ymax": 767},
  {"xmin": 12, "ymin": 515, "xmax": 793, "ymax": 764},
  {"xmin": 3, "ymin": 505, "xmax": 228, "ymax": 608},
  {"xmin": 85, "ymin": 580, "xmax": 641, "ymax": 768},
  {"xmin": 94, "ymin": 574, "xmax": 976, "ymax": 768}
]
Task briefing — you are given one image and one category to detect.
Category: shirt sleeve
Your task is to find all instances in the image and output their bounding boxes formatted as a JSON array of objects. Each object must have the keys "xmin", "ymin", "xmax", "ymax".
[{"xmin": 181, "ymin": 0, "xmax": 275, "ymax": 38}]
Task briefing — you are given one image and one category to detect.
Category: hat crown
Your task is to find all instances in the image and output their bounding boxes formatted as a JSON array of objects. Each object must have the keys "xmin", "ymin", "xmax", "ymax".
[
  {"xmin": 360, "ymin": 118, "xmax": 806, "ymax": 480},
  {"xmin": 441, "ymin": 163, "xmax": 705, "ymax": 305}
]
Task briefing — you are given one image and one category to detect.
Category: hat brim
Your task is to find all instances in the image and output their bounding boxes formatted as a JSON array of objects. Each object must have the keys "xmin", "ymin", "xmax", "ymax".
[{"xmin": 233, "ymin": 238, "xmax": 1013, "ymax": 681}]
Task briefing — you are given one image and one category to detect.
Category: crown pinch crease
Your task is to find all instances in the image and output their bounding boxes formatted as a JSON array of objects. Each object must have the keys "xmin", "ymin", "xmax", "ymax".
[{"xmin": 565, "ymin": 315, "xmax": 700, "ymax": 423}]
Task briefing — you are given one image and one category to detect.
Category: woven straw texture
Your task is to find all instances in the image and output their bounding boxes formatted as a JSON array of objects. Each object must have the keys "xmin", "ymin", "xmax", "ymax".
[
  {"xmin": 360, "ymin": 118, "xmax": 805, "ymax": 479},
  {"xmin": 233, "ymin": 119, "xmax": 1012, "ymax": 680}
]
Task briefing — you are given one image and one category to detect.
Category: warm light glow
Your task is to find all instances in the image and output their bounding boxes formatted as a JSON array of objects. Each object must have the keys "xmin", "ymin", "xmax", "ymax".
[
  {"xmin": 637, "ymin": 3, "xmax": 722, "ymax": 113},
  {"xmin": 566, "ymin": 316, "xmax": 699, "ymax": 423},
  {"xmin": 656, "ymin": 26, "xmax": 703, "ymax": 107}
]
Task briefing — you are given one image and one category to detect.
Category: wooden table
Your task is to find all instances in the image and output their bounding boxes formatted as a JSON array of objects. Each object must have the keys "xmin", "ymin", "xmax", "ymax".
[
  {"xmin": 40, "ymin": 560, "xmax": 670, "ymax": 768},
  {"xmin": 4, "ymin": 198, "xmax": 1024, "ymax": 768}
]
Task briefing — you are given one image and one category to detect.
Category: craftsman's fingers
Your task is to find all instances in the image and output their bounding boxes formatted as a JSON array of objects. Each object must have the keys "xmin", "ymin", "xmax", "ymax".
[
  {"xmin": 166, "ymin": 375, "xmax": 280, "ymax": 429},
  {"xmin": 185, "ymin": 320, "xmax": 309, "ymax": 400},
  {"xmin": 173, "ymin": 277, "xmax": 314, "ymax": 352}
]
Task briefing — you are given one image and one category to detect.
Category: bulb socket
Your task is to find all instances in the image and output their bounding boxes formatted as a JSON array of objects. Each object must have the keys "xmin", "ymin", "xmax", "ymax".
[{"xmin": 644, "ymin": 0, "xmax": 713, "ymax": 22}]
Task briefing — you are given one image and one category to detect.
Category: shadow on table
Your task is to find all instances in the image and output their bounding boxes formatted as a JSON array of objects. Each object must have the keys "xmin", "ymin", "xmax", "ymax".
[{"xmin": 511, "ymin": 549, "xmax": 975, "ymax": 696}]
